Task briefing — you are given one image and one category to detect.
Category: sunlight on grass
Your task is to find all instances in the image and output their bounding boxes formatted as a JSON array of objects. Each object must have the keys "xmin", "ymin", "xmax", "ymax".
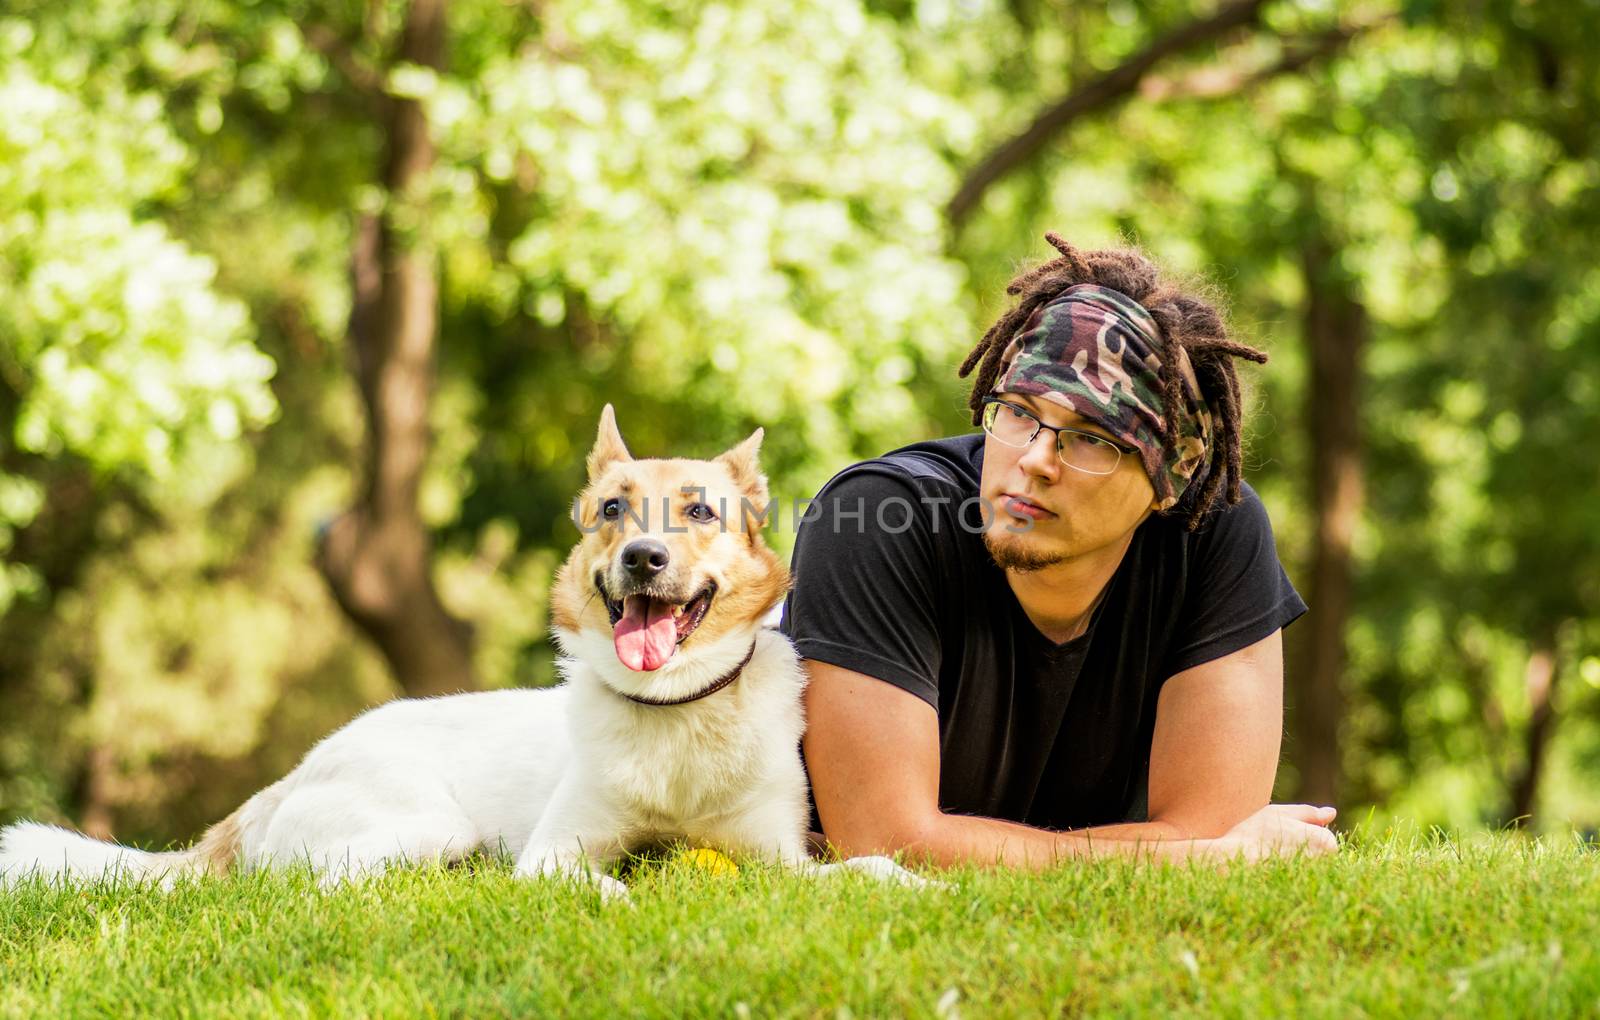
[{"xmin": 3, "ymin": 832, "xmax": 1599, "ymax": 1016}]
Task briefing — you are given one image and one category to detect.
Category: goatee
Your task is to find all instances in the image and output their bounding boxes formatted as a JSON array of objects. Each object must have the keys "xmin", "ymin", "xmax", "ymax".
[{"xmin": 983, "ymin": 531, "xmax": 1067, "ymax": 573}]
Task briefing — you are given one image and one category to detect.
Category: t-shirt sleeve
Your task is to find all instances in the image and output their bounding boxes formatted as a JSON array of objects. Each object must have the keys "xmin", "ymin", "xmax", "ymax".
[
  {"xmin": 777, "ymin": 467, "xmax": 944, "ymax": 707},
  {"xmin": 1159, "ymin": 483, "xmax": 1308, "ymax": 678}
]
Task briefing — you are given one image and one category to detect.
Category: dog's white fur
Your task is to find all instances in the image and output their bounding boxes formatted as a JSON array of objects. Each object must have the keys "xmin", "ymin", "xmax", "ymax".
[
  {"xmin": 0, "ymin": 408, "xmax": 916, "ymax": 896},
  {"xmin": 0, "ymin": 627, "xmax": 807, "ymax": 894}
]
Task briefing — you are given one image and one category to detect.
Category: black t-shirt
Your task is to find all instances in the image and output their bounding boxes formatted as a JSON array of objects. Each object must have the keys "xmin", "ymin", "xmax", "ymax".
[{"xmin": 778, "ymin": 433, "xmax": 1307, "ymax": 833}]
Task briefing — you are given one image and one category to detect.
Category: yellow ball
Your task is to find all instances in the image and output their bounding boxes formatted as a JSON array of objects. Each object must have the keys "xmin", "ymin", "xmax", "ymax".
[{"xmin": 678, "ymin": 847, "xmax": 740, "ymax": 876}]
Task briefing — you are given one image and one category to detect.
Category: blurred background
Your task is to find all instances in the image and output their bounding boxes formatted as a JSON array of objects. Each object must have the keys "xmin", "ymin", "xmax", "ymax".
[{"xmin": 1, "ymin": 0, "xmax": 1596, "ymax": 846}]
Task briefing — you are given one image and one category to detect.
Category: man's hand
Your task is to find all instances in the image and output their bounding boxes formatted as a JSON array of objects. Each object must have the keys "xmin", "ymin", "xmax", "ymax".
[{"xmin": 1203, "ymin": 803, "xmax": 1339, "ymax": 862}]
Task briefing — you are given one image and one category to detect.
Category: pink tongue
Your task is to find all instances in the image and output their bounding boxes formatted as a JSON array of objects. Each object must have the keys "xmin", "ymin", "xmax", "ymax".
[{"xmin": 613, "ymin": 595, "xmax": 678, "ymax": 672}]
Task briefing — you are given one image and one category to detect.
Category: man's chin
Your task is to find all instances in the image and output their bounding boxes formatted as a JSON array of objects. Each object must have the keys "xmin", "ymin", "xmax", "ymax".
[{"xmin": 983, "ymin": 530, "xmax": 1067, "ymax": 573}]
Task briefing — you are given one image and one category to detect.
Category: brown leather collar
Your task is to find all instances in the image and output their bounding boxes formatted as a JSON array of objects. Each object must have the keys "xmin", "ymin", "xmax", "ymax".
[{"xmin": 617, "ymin": 640, "xmax": 758, "ymax": 707}]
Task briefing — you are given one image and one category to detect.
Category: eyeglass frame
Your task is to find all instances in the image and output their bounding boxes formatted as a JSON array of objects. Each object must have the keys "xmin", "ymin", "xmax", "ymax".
[{"xmin": 979, "ymin": 395, "xmax": 1137, "ymax": 477}]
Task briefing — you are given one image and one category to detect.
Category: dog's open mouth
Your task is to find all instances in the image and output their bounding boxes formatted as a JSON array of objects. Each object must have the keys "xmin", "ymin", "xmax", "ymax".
[{"xmin": 596, "ymin": 574, "xmax": 717, "ymax": 672}]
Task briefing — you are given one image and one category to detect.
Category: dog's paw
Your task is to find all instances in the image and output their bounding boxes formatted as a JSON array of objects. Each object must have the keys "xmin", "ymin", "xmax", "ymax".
[
  {"xmin": 513, "ymin": 850, "xmax": 584, "ymax": 882},
  {"xmin": 595, "ymin": 874, "xmax": 632, "ymax": 903},
  {"xmin": 556, "ymin": 870, "xmax": 631, "ymax": 905},
  {"xmin": 515, "ymin": 854, "xmax": 631, "ymax": 904},
  {"xmin": 813, "ymin": 855, "xmax": 940, "ymax": 889}
]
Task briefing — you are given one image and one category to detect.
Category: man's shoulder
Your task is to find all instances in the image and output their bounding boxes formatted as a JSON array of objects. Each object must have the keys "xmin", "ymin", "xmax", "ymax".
[
  {"xmin": 1187, "ymin": 479, "xmax": 1277, "ymax": 548},
  {"xmin": 819, "ymin": 433, "xmax": 983, "ymax": 497},
  {"xmin": 791, "ymin": 434, "xmax": 988, "ymax": 565},
  {"xmin": 1147, "ymin": 478, "xmax": 1272, "ymax": 543}
]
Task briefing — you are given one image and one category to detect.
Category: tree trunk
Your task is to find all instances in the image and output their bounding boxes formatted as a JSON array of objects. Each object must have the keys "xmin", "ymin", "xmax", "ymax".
[
  {"xmin": 1288, "ymin": 235, "xmax": 1366, "ymax": 807},
  {"xmin": 73, "ymin": 745, "xmax": 118, "ymax": 840},
  {"xmin": 1507, "ymin": 637, "xmax": 1561, "ymax": 826},
  {"xmin": 317, "ymin": 0, "xmax": 475, "ymax": 698}
]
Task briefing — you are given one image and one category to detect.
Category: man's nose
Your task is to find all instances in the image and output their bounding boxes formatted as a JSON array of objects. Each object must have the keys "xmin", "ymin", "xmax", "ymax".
[
  {"xmin": 621, "ymin": 538, "xmax": 670, "ymax": 581},
  {"xmin": 1016, "ymin": 430, "xmax": 1061, "ymax": 479}
]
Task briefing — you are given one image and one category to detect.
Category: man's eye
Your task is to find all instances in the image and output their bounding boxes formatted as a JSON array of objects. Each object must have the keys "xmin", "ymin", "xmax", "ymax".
[
  {"xmin": 1005, "ymin": 405, "xmax": 1029, "ymax": 420},
  {"xmin": 602, "ymin": 498, "xmax": 623, "ymax": 519},
  {"xmin": 686, "ymin": 503, "xmax": 717, "ymax": 523}
]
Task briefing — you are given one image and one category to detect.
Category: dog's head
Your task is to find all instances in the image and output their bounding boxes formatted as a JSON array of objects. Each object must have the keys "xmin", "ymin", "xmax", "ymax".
[{"xmin": 550, "ymin": 405, "xmax": 789, "ymax": 674}]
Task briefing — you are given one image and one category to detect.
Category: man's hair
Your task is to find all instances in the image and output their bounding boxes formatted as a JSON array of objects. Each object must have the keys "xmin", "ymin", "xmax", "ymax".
[{"xmin": 958, "ymin": 234, "xmax": 1268, "ymax": 530}]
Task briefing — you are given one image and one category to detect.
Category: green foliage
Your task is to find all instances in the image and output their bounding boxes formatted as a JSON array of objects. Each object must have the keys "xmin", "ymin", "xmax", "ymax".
[
  {"xmin": 0, "ymin": 17, "xmax": 278, "ymax": 614},
  {"xmin": 426, "ymin": 0, "xmax": 977, "ymax": 550}
]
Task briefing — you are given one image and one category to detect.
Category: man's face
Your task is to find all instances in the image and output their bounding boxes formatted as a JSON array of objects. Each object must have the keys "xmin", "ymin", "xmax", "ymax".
[{"xmin": 978, "ymin": 392, "xmax": 1159, "ymax": 572}]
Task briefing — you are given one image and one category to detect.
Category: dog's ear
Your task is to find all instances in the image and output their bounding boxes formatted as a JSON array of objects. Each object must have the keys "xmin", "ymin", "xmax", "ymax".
[
  {"xmin": 716, "ymin": 427, "xmax": 768, "ymax": 499},
  {"xmin": 586, "ymin": 404, "xmax": 633, "ymax": 480},
  {"xmin": 716, "ymin": 427, "xmax": 771, "ymax": 536}
]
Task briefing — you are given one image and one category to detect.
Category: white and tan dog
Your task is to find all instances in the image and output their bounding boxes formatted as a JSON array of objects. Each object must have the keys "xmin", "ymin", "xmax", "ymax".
[{"xmin": 0, "ymin": 407, "xmax": 915, "ymax": 897}]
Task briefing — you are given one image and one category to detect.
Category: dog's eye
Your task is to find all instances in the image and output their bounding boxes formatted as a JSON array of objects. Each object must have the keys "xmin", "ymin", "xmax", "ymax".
[
  {"xmin": 686, "ymin": 502, "xmax": 718, "ymax": 523},
  {"xmin": 601, "ymin": 498, "xmax": 624, "ymax": 520}
]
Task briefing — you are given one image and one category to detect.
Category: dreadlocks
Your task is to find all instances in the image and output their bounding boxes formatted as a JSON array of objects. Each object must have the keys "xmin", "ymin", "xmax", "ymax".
[{"xmin": 958, "ymin": 233, "xmax": 1268, "ymax": 531}]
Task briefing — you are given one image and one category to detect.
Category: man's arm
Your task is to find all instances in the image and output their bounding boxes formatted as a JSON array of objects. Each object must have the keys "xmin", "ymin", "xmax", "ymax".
[
  {"xmin": 802, "ymin": 629, "xmax": 1337, "ymax": 867},
  {"xmin": 1146, "ymin": 627, "xmax": 1288, "ymax": 836}
]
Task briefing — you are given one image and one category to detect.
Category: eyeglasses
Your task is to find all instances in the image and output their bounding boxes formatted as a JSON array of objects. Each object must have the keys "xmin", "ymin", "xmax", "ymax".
[{"xmin": 980, "ymin": 395, "xmax": 1133, "ymax": 476}]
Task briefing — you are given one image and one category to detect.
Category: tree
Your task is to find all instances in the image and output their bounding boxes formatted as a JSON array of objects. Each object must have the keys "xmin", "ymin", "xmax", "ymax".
[
  {"xmin": 1290, "ymin": 221, "xmax": 1367, "ymax": 807},
  {"xmin": 312, "ymin": 0, "xmax": 475, "ymax": 697}
]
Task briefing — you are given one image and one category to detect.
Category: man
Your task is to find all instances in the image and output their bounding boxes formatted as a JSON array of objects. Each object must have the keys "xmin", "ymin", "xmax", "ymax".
[{"xmin": 778, "ymin": 235, "xmax": 1338, "ymax": 865}]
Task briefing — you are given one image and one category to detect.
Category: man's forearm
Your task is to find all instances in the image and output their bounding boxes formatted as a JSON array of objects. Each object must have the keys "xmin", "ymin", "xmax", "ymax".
[{"xmin": 895, "ymin": 812, "xmax": 1217, "ymax": 868}]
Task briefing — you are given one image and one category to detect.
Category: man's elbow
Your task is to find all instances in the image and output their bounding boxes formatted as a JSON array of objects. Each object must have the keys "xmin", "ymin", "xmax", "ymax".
[{"xmin": 821, "ymin": 808, "xmax": 942, "ymax": 861}]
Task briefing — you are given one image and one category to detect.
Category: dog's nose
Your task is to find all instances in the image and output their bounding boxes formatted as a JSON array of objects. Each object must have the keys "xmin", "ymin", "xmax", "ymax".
[{"xmin": 620, "ymin": 539, "xmax": 670, "ymax": 580}]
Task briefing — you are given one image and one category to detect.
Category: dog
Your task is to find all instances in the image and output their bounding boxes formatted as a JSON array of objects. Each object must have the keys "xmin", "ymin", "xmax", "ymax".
[{"xmin": 0, "ymin": 407, "xmax": 918, "ymax": 897}]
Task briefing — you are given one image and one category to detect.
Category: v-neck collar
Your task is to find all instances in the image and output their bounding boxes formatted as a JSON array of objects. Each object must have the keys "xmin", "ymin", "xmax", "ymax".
[{"xmin": 992, "ymin": 535, "xmax": 1136, "ymax": 658}]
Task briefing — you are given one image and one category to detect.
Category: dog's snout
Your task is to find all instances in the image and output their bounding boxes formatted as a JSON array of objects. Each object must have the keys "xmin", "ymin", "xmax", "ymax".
[{"xmin": 620, "ymin": 538, "xmax": 670, "ymax": 580}]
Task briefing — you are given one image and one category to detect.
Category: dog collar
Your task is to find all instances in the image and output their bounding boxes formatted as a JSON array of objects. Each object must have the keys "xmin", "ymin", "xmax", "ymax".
[{"xmin": 617, "ymin": 640, "xmax": 758, "ymax": 707}]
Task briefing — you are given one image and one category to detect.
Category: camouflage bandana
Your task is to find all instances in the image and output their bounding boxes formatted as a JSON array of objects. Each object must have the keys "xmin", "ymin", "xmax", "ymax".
[{"xmin": 992, "ymin": 283, "xmax": 1213, "ymax": 512}]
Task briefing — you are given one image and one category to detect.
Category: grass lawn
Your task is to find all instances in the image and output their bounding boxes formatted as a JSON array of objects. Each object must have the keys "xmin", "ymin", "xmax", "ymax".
[{"xmin": 2, "ymin": 832, "xmax": 1596, "ymax": 1018}]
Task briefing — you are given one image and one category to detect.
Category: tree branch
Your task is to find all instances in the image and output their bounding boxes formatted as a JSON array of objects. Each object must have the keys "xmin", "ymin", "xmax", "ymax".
[
  {"xmin": 1139, "ymin": 18, "xmax": 1386, "ymax": 101},
  {"xmin": 946, "ymin": 0, "xmax": 1270, "ymax": 228}
]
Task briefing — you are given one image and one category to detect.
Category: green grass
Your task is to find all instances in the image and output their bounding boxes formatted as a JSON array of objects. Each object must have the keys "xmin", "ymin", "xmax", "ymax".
[{"xmin": 3, "ymin": 833, "xmax": 1598, "ymax": 1018}]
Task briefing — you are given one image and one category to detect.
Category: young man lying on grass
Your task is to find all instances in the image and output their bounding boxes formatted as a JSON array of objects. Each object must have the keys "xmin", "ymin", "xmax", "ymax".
[{"xmin": 780, "ymin": 235, "xmax": 1338, "ymax": 866}]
